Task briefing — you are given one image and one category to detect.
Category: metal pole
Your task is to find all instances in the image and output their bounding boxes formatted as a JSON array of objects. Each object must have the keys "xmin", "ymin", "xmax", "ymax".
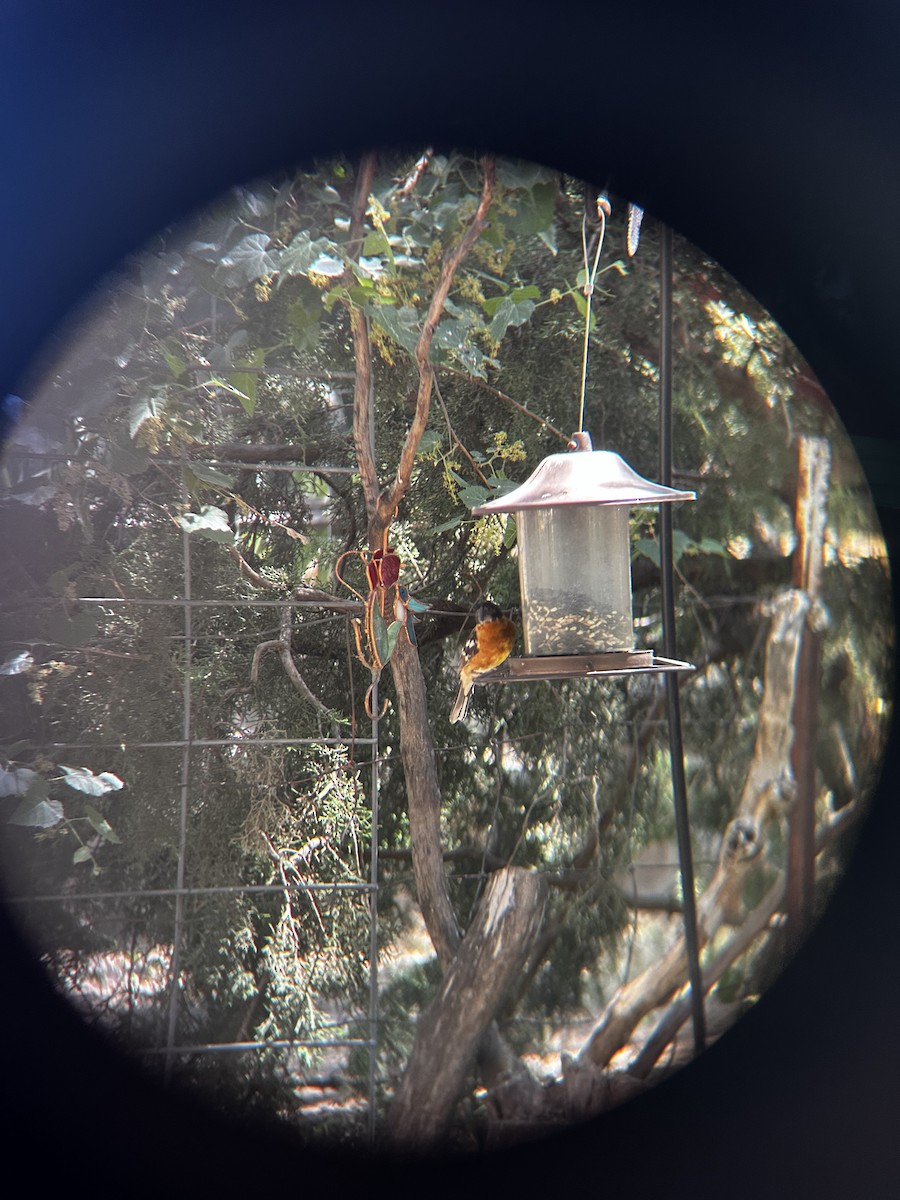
[
  {"xmin": 164, "ymin": 507, "xmax": 193, "ymax": 1077},
  {"xmin": 659, "ymin": 223, "xmax": 706, "ymax": 1054},
  {"xmin": 366, "ymin": 679, "xmax": 380, "ymax": 1143}
]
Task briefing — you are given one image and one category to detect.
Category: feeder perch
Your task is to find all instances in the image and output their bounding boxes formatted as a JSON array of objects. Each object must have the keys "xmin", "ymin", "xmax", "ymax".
[{"xmin": 471, "ymin": 431, "xmax": 696, "ymax": 681}]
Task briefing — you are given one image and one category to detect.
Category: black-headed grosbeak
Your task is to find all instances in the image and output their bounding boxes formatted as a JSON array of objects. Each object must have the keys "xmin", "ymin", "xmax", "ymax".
[{"xmin": 449, "ymin": 601, "xmax": 517, "ymax": 724}]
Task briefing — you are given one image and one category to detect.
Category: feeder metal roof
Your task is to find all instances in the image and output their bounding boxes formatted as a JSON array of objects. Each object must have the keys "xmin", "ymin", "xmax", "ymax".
[{"xmin": 471, "ymin": 432, "xmax": 696, "ymax": 514}]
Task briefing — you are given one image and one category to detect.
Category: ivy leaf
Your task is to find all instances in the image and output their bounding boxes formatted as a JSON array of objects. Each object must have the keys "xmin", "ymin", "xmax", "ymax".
[
  {"xmin": 84, "ymin": 803, "xmax": 122, "ymax": 842},
  {"xmin": 496, "ymin": 160, "xmax": 558, "ymax": 191},
  {"xmin": 369, "ymin": 304, "xmax": 421, "ymax": 354},
  {"xmin": 279, "ymin": 231, "xmax": 339, "ymax": 277},
  {"xmin": 0, "ymin": 765, "xmax": 38, "ymax": 796},
  {"xmin": 458, "ymin": 484, "xmax": 491, "ymax": 509},
  {"xmin": 176, "ymin": 506, "xmax": 236, "ymax": 544},
  {"xmin": 59, "ymin": 765, "xmax": 124, "ymax": 796},
  {"xmin": 485, "ymin": 295, "xmax": 537, "ymax": 342},
  {"xmin": 433, "ymin": 516, "xmax": 463, "ymax": 534},
  {"xmin": 214, "ymin": 233, "xmax": 279, "ymax": 287},
  {"xmin": 505, "ymin": 180, "xmax": 557, "ymax": 238},
  {"xmin": 95, "ymin": 772, "xmax": 125, "ymax": 792},
  {"xmin": 308, "ymin": 253, "xmax": 346, "ymax": 277},
  {"xmin": 0, "ymin": 651, "xmax": 34, "ymax": 676},
  {"xmin": 9, "ymin": 795, "xmax": 64, "ymax": 828},
  {"xmin": 286, "ymin": 303, "xmax": 320, "ymax": 353},
  {"xmin": 129, "ymin": 387, "xmax": 166, "ymax": 439}
]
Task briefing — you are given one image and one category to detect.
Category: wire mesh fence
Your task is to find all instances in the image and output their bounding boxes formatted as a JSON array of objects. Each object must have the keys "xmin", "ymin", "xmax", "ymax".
[{"xmin": 1, "ymin": 450, "xmax": 387, "ymax": 1143}]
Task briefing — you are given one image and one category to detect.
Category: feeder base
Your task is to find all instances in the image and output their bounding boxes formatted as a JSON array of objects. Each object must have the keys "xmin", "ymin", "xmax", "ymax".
[{"xmin": 476, "ymin": 651, "xmax": 693, "ymax": 684}]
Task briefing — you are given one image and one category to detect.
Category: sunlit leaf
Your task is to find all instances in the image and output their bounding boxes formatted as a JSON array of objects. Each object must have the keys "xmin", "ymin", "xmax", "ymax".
[
  {"xmin": 0, "ymin": 765, "xmax": 38, "ymax": 796},
  {"xmin": 176, "ymin": 506, "xmax": 236, "ymax": 544},
  {"xmin": 96, "ymin": 772, "xmax": 124, "ymax": 792},
  {"xmin": 369, "ymin": 304, "xmax": 420, "ymax": 354},
  {"xmin": 215, "ymin": 233, "xmax": 279, "ymax": 286},
  {"xmin": 59, "ymin": 764, "xmax": 121, "ymax": 796},
  {"xmin": 308, "ymin": 254, "xmax": 346, "ymax": 277},
  {"xmin": 0, "ymin": 651, "xmax": 33, "ymax": 676},
  {"xmin": 128, "ymin": 387, "xmax": 166, "ymax": 439}
]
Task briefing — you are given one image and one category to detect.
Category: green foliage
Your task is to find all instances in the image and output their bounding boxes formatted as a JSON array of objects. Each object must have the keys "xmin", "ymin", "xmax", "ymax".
[{"xmin": 0, "ymin": 149, "xmax": 891, "ymax": 1133}]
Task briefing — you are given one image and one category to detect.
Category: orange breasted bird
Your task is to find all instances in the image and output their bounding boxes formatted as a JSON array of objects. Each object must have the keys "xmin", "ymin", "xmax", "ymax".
[{"xmin": 449, "ymin": 602, "xmax": 517, "ymax": 724}]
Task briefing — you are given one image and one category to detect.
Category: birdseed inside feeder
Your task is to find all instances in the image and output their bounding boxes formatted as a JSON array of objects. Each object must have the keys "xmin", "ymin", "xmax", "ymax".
[{"xmin": 471, "ymin": 431, "xmax": 695, "ymax": 660}]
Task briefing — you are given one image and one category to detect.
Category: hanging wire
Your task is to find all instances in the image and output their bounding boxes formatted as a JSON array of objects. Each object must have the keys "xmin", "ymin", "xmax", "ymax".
[{"xmin": 577, "ymin": 193, "xmax": 609, "ymax": 434}]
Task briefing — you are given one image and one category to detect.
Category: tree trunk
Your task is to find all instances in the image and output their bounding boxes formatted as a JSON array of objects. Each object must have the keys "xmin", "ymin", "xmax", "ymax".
[
  {"xmin": 390, "ymin": 634, "xmax": 461, "ymax": 969},
  {"xmin": 386, "ymin": 866, "xmax": 547, "ymax": 1148},
  {"xmin": 787, "ymin": 435, "xmax": 830, "ymax": 952}
]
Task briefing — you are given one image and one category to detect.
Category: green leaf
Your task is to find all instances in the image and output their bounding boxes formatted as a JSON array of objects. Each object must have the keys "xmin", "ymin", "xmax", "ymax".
[
  {"xmin": 229, "ymin": 347, "xmax": 267, "ymax": 416},
  {"xmin": 633, "ymin": 537, "xmax": 660, "ymax": 566},
  {"xmin": 9, "ymin": 795, "xmax": 64, "ymax": 828},
  {"xmin": 496, "ymin": 160, "xmax": 558, "ymax": 191},
  {"xmin": 214, "ymin": 233, "xmax": 278, "ymax": 286},
  {"xmin": 160, "ymin": 337, "xmax": 188, "ymax": 379},
  {"xmin": 108, "ymin": 442, "xmax": 151, "ymax": 475},
  {"xmin": 432, "ymin": 516, "xmax": 463, "ymax": 534},
  {"xmin": 186, "ymin": 462, "xmax": 235, "ymax": 489},
  {"xmin": 279, "ymin": 232, "xmax": 341, "ymax": 277},
  {"xmin": 73, "ymin": 846, "xmax": 94, "ymax": 865},
  {"xmin": 458, "ymin": 484, "xmax": 491, "ymax": 509},
  {"xmin": 696, "ymin": 536, "xmax": 729, "ymax": 557},
  {"xmin": 176, "ymin": 506, "xmax": 236, "ymax": 544},
  {"xmin": 286, "ymin": 302, "xmax": 321, "ymax": 353},
  {"xmin": 0, "ymin": 651, "xmax": 33, "ymax": 676},
  {"xmin": 416, "ymin": 429, "xmax": 442, "ymax": 458},
  {"xmin": 308, "ymin": 253, "xmax": 346, "ymax": 277},
  {"xmin": 369, "ymin": 304, "xmax": 421, "ymax": 354},
  {"xmin": 0, "ymin": 765, "xmax": 38, "ymax": 796},
  {"xmin": 59, "ymin": 764, "xmax": 121, "ymax": 796},
  {"xmin": 95, "ymin": 772, "xmax": 124, "ymax": 792},
  {"xmin": 129, "ymin": 387, "xmax": 166, "ymax": 439},
  {"xmin": 84, "ymin": 803, "xmax": 122, "ymax": 842},
  {"xmin": 506, "ymin": 180, "xmax": 557, "ymax": 238},
  {"xmin": 486, "ymin": 295, "xmax": 536, "ymax": 342}
]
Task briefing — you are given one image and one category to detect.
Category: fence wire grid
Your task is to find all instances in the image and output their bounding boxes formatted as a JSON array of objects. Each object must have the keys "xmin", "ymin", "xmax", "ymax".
[{"xmin": 2, "ymin": 452, "xmax": 387, "ymax": 1143}]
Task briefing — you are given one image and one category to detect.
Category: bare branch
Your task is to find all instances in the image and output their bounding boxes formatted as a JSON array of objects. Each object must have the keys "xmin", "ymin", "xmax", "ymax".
[
  {"xmin": 249, "ymin": 606, "xmax": 336, "ymax": 723},
  {"xmin": 227, "ymin": 545, "xmax": 280, "ymax": 590},
  {"xmin": 346, "ymin": 152, "xmax": 380, "ymax": 523},
  {"xmin": 374, "ymin": 156, "xmax": 496, "ymax": 543}
]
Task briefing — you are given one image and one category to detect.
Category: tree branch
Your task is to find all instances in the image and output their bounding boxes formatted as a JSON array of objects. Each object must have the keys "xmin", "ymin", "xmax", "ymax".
[
  {"xmin": 372, "ymin": 156, "xmax": 496, "ymax": 545},
  {"xmin": 346, "ymin": 152, "xmax": 380, "ymax": 524}
]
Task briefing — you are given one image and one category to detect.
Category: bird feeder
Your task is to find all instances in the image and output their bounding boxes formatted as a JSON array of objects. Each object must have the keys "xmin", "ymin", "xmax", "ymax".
[{"xmin": 471, "ymin": 431, "xmax": 695, "ymax": 680}]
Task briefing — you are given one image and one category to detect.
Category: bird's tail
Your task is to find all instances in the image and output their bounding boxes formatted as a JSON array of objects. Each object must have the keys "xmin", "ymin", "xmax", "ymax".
[{"xmin": 448, "ymin": 681, "xmax": 471, "ymax": 724}]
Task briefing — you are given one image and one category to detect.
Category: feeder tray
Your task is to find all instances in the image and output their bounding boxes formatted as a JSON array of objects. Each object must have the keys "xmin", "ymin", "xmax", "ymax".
[{"xmin": 475, "ymin": 651, "xmax": 694, "ymax": 685}]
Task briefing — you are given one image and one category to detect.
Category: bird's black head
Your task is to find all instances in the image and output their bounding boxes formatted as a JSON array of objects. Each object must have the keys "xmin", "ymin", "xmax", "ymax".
[{"xmin": 476, "ymin": 601, "xmax": 504, "ymax": 624}]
